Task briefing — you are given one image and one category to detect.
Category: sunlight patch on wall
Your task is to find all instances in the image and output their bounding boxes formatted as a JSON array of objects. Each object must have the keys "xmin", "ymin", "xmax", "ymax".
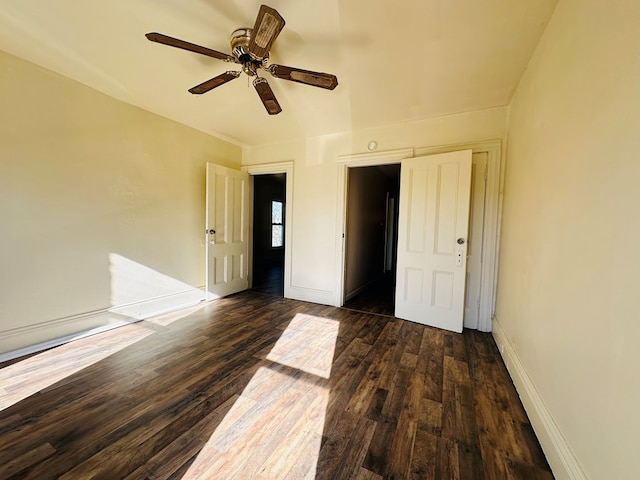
[
  {"xmin": 0, "ymin": 323, "xmax": 153, "ymax": 411},
  {"xmin": 109, "ymin": 253, "xmax": 204, "ymax": 320},
  {"xmin": 182, "ymin": 313, "xmax": 340, "ymax": 479}
]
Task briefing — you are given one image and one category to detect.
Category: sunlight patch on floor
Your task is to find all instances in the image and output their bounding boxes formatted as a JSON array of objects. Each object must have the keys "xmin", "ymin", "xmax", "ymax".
[
  {"xmin": 266, "ymin": 313, "xmax": 340, "ymax": 379},
  {"xmin": 1, "ymin": 254, "xmax": 207, "ymax": 411},
  {"xmin": 182, "ymin": 313, "xmax": 340, "ymax": 479},
  {"xmin": 0, "ymin": 323, "xmax": 153, "ymax": 411}
]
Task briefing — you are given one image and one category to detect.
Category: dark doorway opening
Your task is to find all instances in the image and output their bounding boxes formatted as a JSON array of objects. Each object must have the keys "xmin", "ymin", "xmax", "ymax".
[
  {"xmin": 252, "ymin": 173, "xmax": 286, "ymax": 296},
  {"xmin": 343, "ymin": 164, "xmax": 401, "ymax": 316}
]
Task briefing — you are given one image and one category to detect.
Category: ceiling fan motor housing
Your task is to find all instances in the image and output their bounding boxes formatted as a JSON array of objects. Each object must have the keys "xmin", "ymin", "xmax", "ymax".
[{"xmin": 230, "ymin": 28, "xmax": 267, "ymax": 75}]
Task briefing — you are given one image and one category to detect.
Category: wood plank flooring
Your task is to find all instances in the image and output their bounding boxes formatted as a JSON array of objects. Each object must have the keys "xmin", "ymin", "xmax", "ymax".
[{"xmin": 0, "ymin": 292, "xmax": 553, "ymax": 479}]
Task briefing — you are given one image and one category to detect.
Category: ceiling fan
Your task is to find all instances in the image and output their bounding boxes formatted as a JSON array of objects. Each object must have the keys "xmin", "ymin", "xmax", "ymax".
[{"xmin": 146, "ymin": 4, "xmax": 339, "ymax": 115}]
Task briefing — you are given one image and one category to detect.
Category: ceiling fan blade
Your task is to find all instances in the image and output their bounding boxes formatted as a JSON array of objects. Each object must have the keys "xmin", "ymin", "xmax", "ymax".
[
  {"xmin": 146, "ymin": 32, "xmax": 235, "ymax": 62},
  {"xmin": 253, "ymin": 77, "xmax": 282, "ymax": 115},
  {"xmin": 248, "ymin": 5, "xmax": 285, "ymax": 59},
  {"xmin": 268, "ymin": 64, "xmax": 338, "ymax": 90},
  {"xmin": 189, "ymin": 71, "xmax": 241, "ymax": 95}
]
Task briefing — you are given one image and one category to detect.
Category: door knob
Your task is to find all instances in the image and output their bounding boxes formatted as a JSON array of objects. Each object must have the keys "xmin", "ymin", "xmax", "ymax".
[
  {"xmin": 207, "ymin": 229, "xmax": 216, "ymax": 234},
  {"xmin": 457, "ymin": 238, "xmax": 465, "ymax": 245}
]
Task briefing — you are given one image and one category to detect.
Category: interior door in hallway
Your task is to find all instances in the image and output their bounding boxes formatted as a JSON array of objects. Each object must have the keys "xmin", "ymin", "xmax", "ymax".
[
  {"xmin": 206, "ymin": 163, "xmax": 249, "ymax": 299},
  {"xmin": 395, "ymin": 150, "xmax": 472, "ymax": 333}
]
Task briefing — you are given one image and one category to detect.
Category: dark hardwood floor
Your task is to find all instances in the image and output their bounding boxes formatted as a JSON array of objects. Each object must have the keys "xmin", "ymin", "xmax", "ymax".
[{"xmin": 0, "ymin": 292, "xmax": 553, "ymax": 479}]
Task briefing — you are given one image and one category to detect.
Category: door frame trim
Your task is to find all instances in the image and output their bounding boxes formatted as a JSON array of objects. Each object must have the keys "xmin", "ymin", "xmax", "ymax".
[
  {"xmin": 242, "ymin": 162, "xmax": 294, "ymax": 299},
  {"xmin": 335, "ymin": 148, "xmax": 414, "ymax": 309},
  {"xmin": 334, "ymin": 140, "xmax": 502, "ymax": 332}
]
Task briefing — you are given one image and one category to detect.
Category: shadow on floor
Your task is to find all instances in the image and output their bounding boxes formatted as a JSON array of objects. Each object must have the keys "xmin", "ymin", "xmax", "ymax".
[
  {"xmin": 252, "ymin": 264, "xmax": 284, "ymax": 297},
  {"xmin": 343, "ymin": 272, "xmax": 395, "ymax": 317}
]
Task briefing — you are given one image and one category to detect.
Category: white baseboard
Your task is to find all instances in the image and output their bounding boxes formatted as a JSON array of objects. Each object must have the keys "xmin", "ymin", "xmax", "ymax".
[
  {"xmin": 492, "ymin": 316, "xmax": 587, "ymax": 480},
  {"xmin": 287, "ymin": 285, "xmax": 335, "ymax": 306},
  {"xmin": 0, "ymin": 317, "xmax": 140, "ymax": 363},
  {"xmin": 344, "ymin": 278, "xmax": 377, "ymax": 302},
  {"xmin": 109, "ymin": 287, "xmax": 205, "ymax": 319},
  {"xmin": 0, "ymin": 287, "xmax": 206, "ymax": 362}
]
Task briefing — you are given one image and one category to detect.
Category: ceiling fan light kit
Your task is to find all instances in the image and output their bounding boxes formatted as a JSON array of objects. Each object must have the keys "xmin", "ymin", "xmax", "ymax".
[{"xmin": 145, "ymin": 4, "xmax": 338, "ymax": 115}]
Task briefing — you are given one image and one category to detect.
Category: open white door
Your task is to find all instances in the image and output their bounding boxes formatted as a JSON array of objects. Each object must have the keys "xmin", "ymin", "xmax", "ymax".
[
  {"xmin": 206, "ymin": 163, "xmax": 249, "ymax": 299},
  {"xmin": 395, "ymin": 150, "xmax": 472, "ymax": 333}
]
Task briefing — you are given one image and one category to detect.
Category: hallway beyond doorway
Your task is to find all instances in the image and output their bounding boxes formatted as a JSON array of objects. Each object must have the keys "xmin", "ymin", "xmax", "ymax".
[
  {"xmin": 252, "ymin": 173, "xmax": 286, "ymax": 297},
  {"xmin": 252, "ymin": 264, "xmax": 284, "ymax": 297},
  {"xmin": 343, "ymin": 272, "xmax": 395, "ymax": 317}
]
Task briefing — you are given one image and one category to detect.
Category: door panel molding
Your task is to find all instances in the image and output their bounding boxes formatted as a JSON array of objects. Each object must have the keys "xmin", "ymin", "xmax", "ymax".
[
  {"xmin": 206, "ymin": 163, "xmax": 249, "ymax": 299},
  {"xmin": 415, "ymin": 140, "xmax": 502, "ymax": 332},
  {"xmin": 395, "ymin": 150, "xmax": 472, "ymax": 333}
]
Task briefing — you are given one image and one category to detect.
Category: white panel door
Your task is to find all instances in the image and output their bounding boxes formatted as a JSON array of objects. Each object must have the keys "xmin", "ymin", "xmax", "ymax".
[
  {"xmin": 395, "ymin": 150, "xmax": 472, "ymax": 333},
  {"xmin": 206, "ymin": 163, "xmax": 249, "ymax": 299}
]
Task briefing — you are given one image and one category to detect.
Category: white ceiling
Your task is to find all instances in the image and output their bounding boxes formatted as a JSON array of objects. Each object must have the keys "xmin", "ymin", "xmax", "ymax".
[{"xmin": 0, "ymin": 0, "xmax": 558, "ymax": 147}]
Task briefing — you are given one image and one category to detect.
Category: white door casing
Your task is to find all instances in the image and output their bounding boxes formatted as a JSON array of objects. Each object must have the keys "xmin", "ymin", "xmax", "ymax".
[
  {"xmin": 394, "ymin": 150, "xmax": 473, "ymax": 333},
  {"xmin": 206, "ymin": 163, "xmax": 249, "ymax": 299},
  {"xmin": 337, "ymin": 141, "xmax": 502, "ymax": 332},
  {"xmin": 242, "ymin": 161, "xmax": 294, "ymax": 299},
  {"xmin": 464, "ymin": 152, "xmax": 488, "ymax": 329}
]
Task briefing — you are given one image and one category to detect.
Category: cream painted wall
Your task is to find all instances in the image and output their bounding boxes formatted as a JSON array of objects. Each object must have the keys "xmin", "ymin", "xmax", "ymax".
[
  {"xmin": 244, "ymin": 107, "xmax": 508, "ymax": 305},
  {"xmin": 0, "ymin": 50, "xmax": 241, "ymax": 355},
  {"xmin": 495, "ymin": 0, "xmax": 640, "ymax": 478}
]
